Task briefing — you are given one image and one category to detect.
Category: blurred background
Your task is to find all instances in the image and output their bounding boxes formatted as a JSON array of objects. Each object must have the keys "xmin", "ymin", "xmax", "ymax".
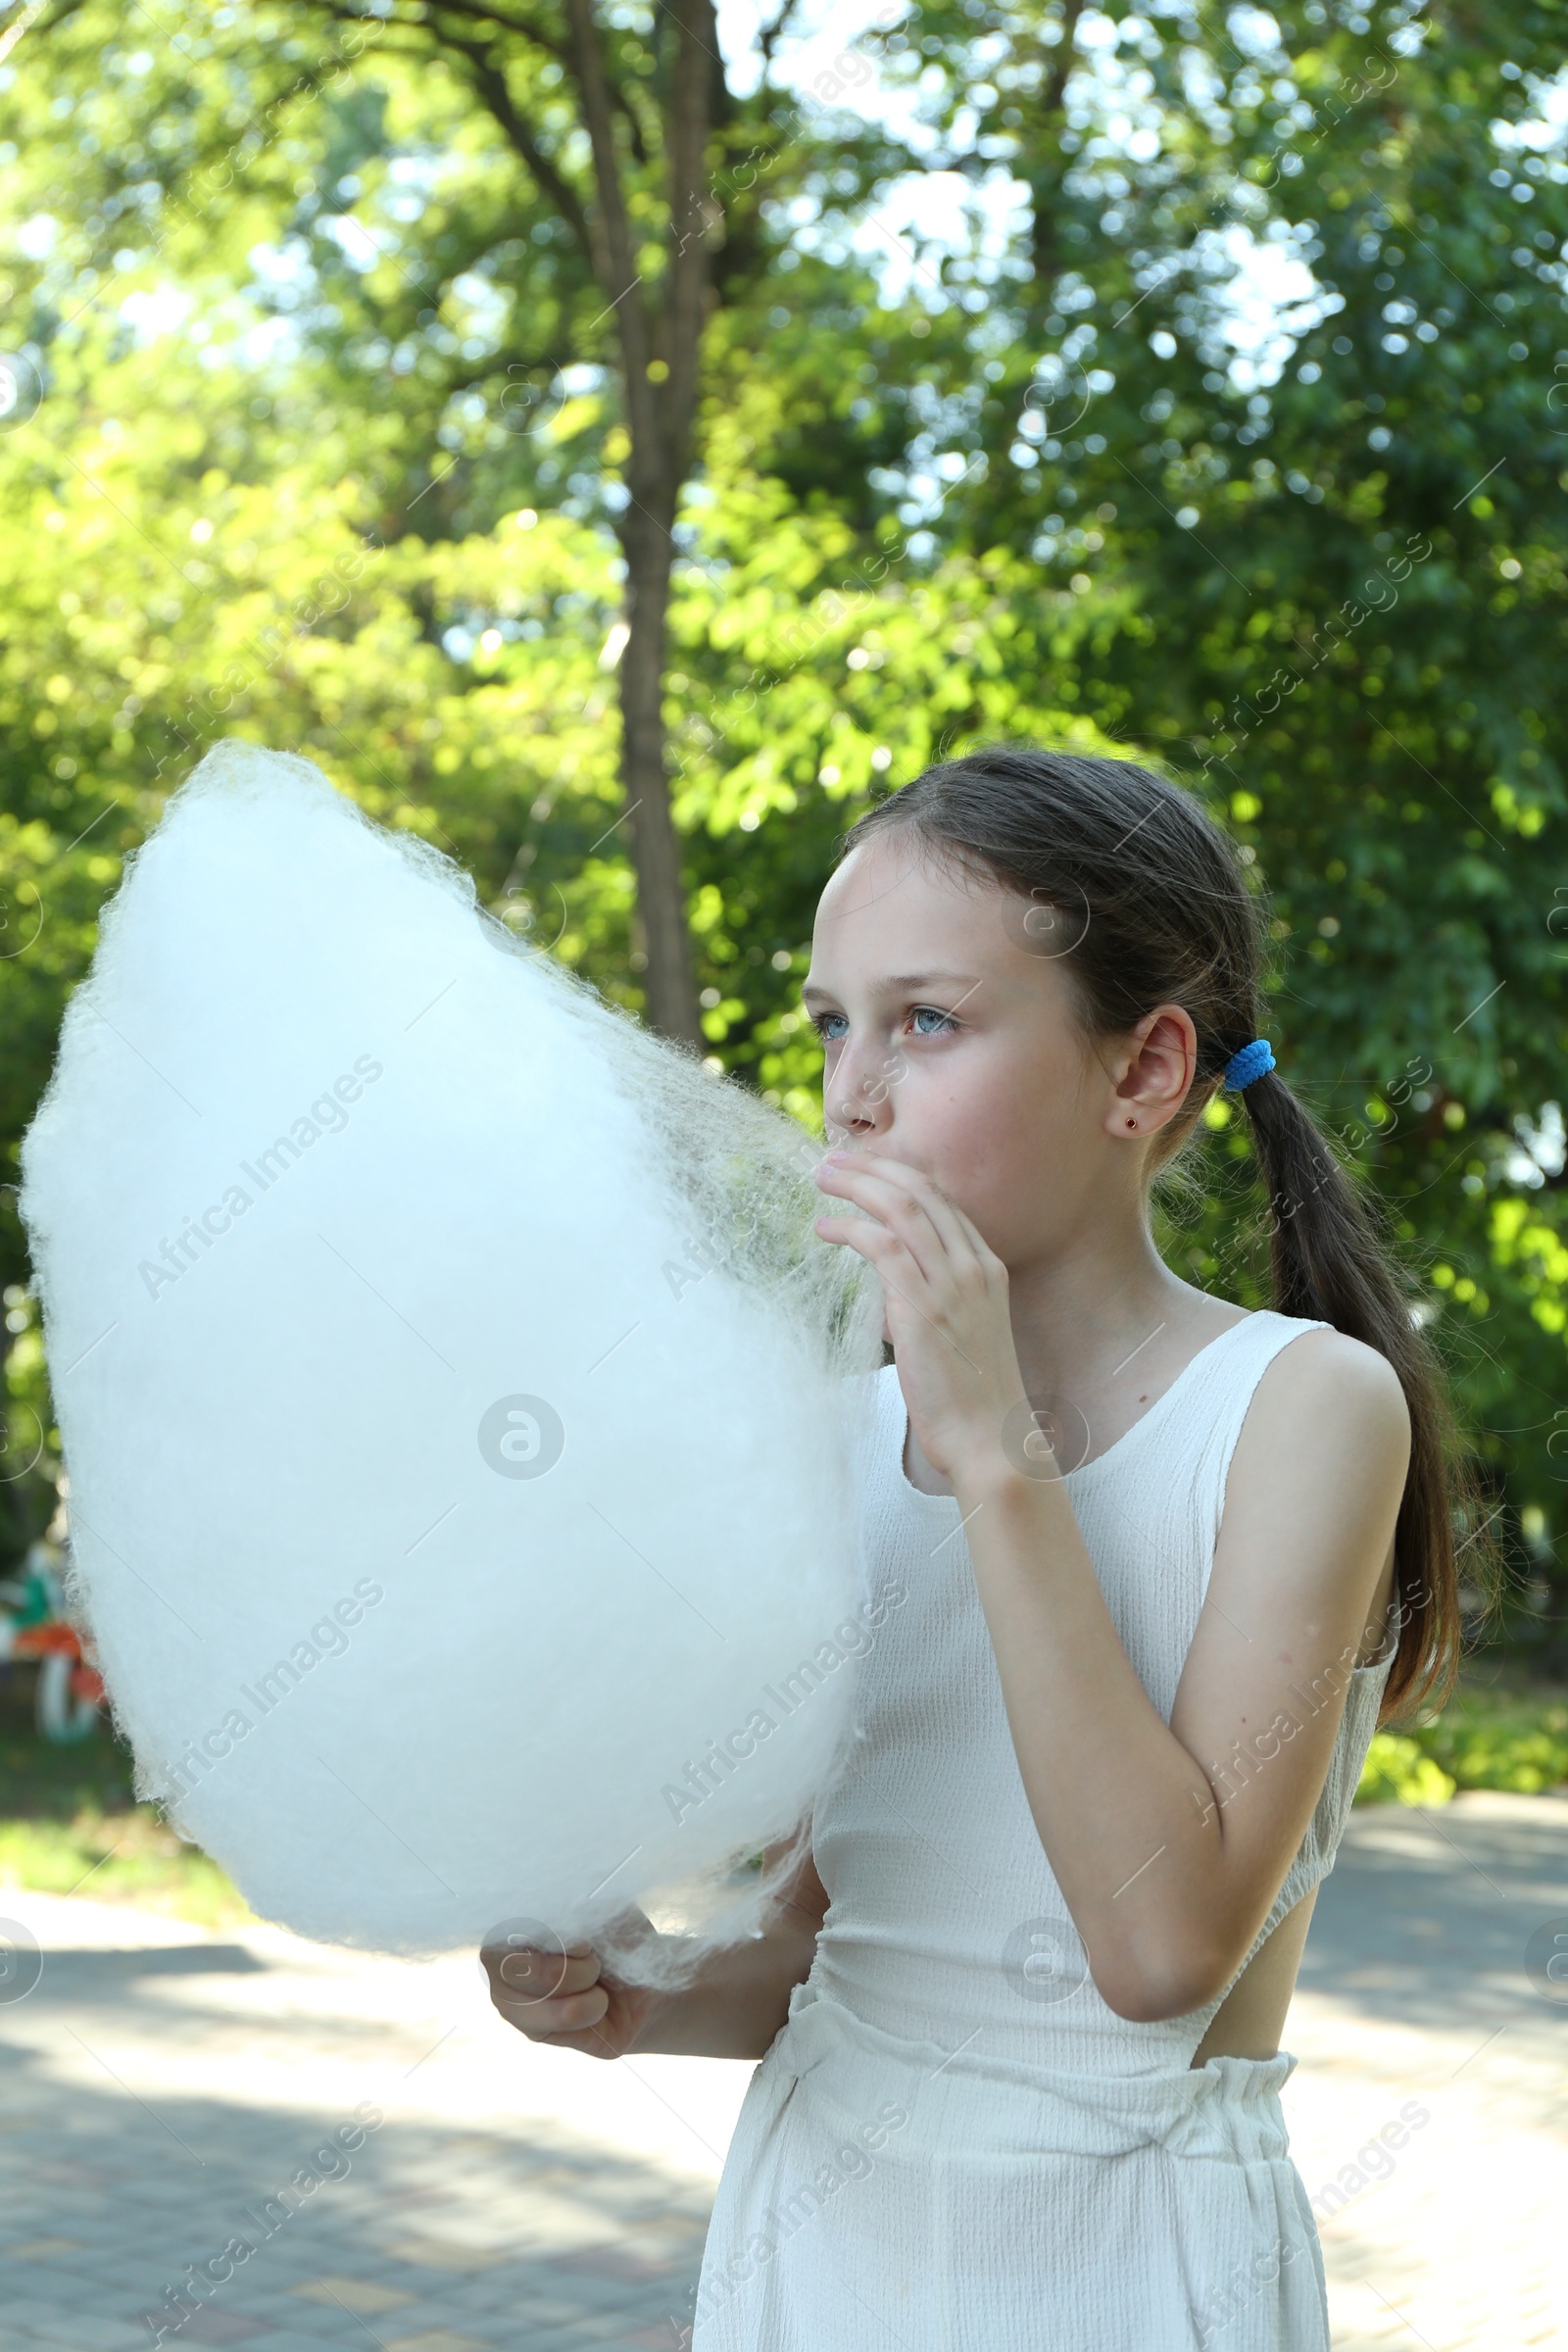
[{"xmin": 0, "ymin": 1, "xmax": 1565, "ymax": 2346}]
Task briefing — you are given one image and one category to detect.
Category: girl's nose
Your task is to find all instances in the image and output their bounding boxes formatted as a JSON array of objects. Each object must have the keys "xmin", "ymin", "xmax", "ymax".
[{"xmin": 825, "ymin": 1043, "xmax": 897, "ymax": 1140}]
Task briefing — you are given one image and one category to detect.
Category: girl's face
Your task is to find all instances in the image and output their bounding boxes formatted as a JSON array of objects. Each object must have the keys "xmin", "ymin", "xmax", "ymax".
[{"xmin": 804, "ymin": 829, "xmax": 1196, "ymax": 1273}]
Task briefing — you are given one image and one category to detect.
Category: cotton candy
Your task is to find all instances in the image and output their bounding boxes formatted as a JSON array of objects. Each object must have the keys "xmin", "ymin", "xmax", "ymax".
[{"xmin": 20, "ymin": 741, "xmax": 880, "ymax": 1981}]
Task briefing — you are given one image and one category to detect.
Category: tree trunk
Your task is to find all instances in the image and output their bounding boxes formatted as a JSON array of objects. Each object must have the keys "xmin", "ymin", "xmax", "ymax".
[
  {"xmin": 564, "ymin": 0, "xmax": 713, "ymax": 1048},
  {"xmin": 615, "ymin": 496, "xmax": 698, "ymax": 1044},
  {"xmin": 303, "ymin": 0, "xmax": 719, "ymax": 1046}
]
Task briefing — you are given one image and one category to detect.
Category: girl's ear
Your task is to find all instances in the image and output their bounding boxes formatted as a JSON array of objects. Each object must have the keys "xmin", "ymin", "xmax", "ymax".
[{"xmin": 1104, "ymin": 1004, "xmax": 1199, "ymax": 1139}]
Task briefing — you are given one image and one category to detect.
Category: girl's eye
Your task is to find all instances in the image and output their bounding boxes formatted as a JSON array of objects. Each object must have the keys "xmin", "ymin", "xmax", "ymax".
[
  {"xmin": 812, "ymin": 1011, "xmax": 849, "ymax": 1042},
  {"xmin": 908, "ymin": 1005, "xmax": 956, "ymax": 1036}
]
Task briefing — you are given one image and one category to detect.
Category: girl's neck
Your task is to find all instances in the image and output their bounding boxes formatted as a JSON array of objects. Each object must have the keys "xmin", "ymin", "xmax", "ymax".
[
  {"xmin": 898, "ymin": 1224, "xmax": 1250, "ymax": 1495},
  {"xmin": 1004, "ymin": 1230, "xmax": 1245, "ymax": 1442}
]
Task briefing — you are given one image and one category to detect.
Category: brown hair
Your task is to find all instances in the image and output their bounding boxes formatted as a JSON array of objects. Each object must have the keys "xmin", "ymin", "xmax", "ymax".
[{"xmin": 840, "ymin": 743, "xmax": 1498, "ymax": 1725}]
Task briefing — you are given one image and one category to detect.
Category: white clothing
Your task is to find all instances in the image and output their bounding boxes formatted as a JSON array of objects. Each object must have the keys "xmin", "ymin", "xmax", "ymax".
[{"xmin": 692, "ymin": 1310, "xmax": 1397, "ymax": 2350}]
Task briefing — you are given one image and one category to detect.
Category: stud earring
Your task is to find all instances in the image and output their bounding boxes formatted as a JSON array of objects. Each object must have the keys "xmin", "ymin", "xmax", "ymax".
[{"xmin": 1125, "ymin": 1116, "xmax": 1137, "ymax": 1130}]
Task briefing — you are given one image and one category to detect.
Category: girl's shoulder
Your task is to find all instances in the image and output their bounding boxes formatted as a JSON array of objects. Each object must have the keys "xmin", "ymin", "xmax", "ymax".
[
  {"xmin": 1240, "ymin": 1313, "xmax": 1409, "ymax": 1432},
  {"xmin": 1217, "ymin": 1317, "xmax": 1412, "ymax": 1567},
  {"xmin": 1159, "ymin": 1310, "xmax": 1409, "ymax": 1509},
  {"xmin": 1189, "ymin": 1308, "xmax": 1405, "ymax": 1416}
]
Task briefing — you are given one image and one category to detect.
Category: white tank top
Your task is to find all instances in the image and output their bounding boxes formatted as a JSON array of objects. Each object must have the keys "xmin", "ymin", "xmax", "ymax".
[{"xmin": 808, "ymin": 1308, "xmax": 1399, "ymax": 2078}]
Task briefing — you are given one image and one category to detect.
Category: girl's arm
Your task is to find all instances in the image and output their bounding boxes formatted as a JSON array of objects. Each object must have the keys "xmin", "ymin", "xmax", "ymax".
[
  {"xmin": 967, "ymin": 1338, "xmax": 1406, "ymax": 2023},
  {"xmin": 482, "ymin": 1841, "xmax": 829, "ymax": 2060},
  {"xmin": 813, "ymin": 1152, "xmax": 1410, "ymax": 2026}
]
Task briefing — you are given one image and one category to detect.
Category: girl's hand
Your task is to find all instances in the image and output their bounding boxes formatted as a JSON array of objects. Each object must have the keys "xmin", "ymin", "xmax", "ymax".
[
  {"xmin": 813, "ymin": 1150, "xmax": 1030, "ymax": 1486},
  {"xmin": 479, "ymin": 1929, "xmax": 662, "ymax": 2060}
]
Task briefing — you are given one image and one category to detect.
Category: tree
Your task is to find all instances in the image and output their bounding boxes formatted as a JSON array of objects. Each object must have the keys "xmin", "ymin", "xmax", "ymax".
[
  {"xmin": 838, "ymin": 0, "xmax": 1568, "ymax": 1630},
  {"xmin": 1, "ymin": 0, "xmax": 914, "ymax": 1042},
  {"xmin": 259, "ymin": 0, "xmax": 911, "ymax": 1039},
  {"xmin": 279, "ymin": 0, "xmax": 720, "ymax": 1039}
]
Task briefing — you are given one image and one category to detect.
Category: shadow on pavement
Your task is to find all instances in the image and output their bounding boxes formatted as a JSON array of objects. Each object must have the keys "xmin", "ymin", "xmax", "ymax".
[
  {"xmin": 0, "ymin": 2002, "xmax": 708, "ymax": 2351},
  {"xmin": 1299, "ymin": 1792, "xmax": 1568, "ymax": 2048}
]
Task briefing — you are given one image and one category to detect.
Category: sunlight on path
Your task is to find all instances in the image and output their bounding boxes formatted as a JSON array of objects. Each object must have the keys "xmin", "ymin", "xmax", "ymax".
[
  {"xmin": 1285, "ymin": 1791, "xmax": 1568, "ymax": 2352},
  {"xmin": 0, "ymin": 1788, "xmax": 1562, "ymax": 2350}
]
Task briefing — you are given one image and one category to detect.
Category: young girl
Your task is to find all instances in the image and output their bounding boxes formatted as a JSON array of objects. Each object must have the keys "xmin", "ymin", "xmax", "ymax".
[{"xmin": 484, "ymin": 746, "xmax": 1474, "ymax": 2351}]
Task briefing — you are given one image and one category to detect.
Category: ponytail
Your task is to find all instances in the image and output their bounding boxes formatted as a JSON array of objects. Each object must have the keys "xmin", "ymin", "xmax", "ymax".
[
  {"xmin": 1239, "ymin": 1071, "xmax": 1491, "ymax": 1720},
  {"xmin": 840, "ymin": 744, "xmax": 1501, "ymax": 1725}
]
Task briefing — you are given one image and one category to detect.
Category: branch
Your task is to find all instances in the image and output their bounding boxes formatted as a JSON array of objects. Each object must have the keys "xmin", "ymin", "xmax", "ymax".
[
  {"xmin": 299, "ymin": 0, "xmax": 648, "ymax": 170},
  {"xmin": 1028, "ymin": 0, "xmax": 1088, "ymax": 288},
  {"xmin": 1040, "ymin": 0, "xmax": 1086, "ymax": 120},
  {"xmin": 426, "ymin": 0, "xmax": 652, "ymax": 165},
  {"xmin": 436, "ymin": 26, "xmax": 598, "ymax": 265},
  {"xmin": 757, "ymin": 0, "xmax": 804, "ymax": 74},
  {"xmin": 562, "ymin": 0, "xmax": 654, "ymax": 401},
  {"xmin": 427, "ymin": 0, "xmax": 574, "ymax": 62},
  {"xmin": 662, "ymin": 0, "xmax": 716, "ymax": 475}
]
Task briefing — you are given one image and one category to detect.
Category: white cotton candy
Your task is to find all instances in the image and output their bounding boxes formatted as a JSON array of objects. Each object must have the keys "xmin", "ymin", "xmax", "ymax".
[{"xmin": 20, "ymin": 741, "xmax": 881, "ymax": 1981}]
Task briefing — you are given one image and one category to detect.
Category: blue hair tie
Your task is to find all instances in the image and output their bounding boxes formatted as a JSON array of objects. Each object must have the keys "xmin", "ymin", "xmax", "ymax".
[{"xmin": 1223, "ymin": 1039, "xmax": 1275, "ymax": 1092}]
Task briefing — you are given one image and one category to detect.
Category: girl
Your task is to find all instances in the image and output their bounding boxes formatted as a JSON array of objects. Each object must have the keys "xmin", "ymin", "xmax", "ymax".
[{"xmin": 484, "ymin": 746, "xmax": 1479, "ymax": 2351}]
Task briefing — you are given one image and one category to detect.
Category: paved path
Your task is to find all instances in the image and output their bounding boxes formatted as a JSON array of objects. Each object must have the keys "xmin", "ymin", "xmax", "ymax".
[
  {"xmin": 1283, "ymin": 1789, "xmax": 1568, "ymax": 2352},
  {"xmin": 0, "ymin": 1789, "xmax": 1563, "ymax": 2351}
]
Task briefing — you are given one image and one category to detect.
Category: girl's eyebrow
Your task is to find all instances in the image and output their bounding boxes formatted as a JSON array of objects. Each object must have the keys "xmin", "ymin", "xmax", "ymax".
[{"xmin": 802, "ymin": 969, "xmax": 983, "ymax": 1003}]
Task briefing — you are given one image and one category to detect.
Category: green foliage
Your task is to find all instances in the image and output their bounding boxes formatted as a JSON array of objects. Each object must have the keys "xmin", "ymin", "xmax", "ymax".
[
  {"xmin": 1355, "ymin": 1733, "xmax": 1458, "ymax": 1806},
  {"xmin": 0, "ymin": 1685, "xmax": 250, "ymax": 1923},
  {"xmin": 0, "ymin": 1807, "xmax": 252, "ymax": 1926},
  {"xmin": 0, "ymin": 0, "xmax": 1566, "ymax": 1659},
  {"xmin": 1357, "ymin": 1682, "xmax": 1568, "ymax": 1801},
  {"xmin": 906, "ymin": 3, "xmax": 1568, "ymax": 1595},
  {"xmin": 1405, "ymin": 1686, "xmax": 1568, "ymax": 1793}
]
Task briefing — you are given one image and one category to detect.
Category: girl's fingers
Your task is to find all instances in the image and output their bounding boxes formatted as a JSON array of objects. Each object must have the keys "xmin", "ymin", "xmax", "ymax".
[
  {"xmin": 815, "ymin": 1216, "xmax": 984, "ymax": 1378},
  {"xmin": 481, "ymin": 1941, "xmax": 600, "ymax": 2003},
  {"xmin": 479, "ymin": 1935, "xmax": 636, "ymax": 2053},
  {"xmin": 815, "ymin": 1153, "xmax": 982, "ymax": 1286},
  {"xmin": 495, "ymin": 1983, "xmax": 611, "ymax": 2038},
  {"xmin": 820, "ymin": 1152, "xmax": 974, "ymax": 1258},
  {"xmin": 911, "ymin": 1195, "xmax": 1000, "ymax": 1304},
  {"xmin": 813, "ymin": 1210, "xmax": 907, "ymax": 1264},
  {"xmin": 813, "ymin": 1216, "xmax": 940, "ymax": 1328},
  {"xmin": 925, "ymin": 1184, "xmax": 997, "ymax": 1265},
  {"xmin": 813, "ymin": 1214, "xmax": 920, "ymax": 1298}
]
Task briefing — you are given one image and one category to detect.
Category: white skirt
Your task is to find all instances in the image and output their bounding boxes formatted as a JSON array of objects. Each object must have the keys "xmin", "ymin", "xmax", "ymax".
[{"xmin": 691, "ymin": 1984, "xmax": 1331, "ymax": 2351}]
